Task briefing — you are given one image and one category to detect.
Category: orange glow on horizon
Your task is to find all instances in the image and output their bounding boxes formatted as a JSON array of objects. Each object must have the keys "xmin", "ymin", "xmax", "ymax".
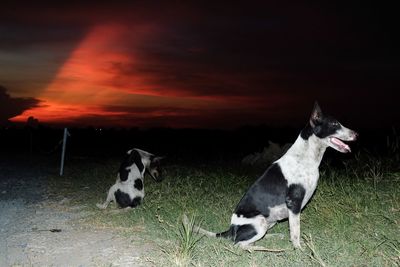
[
  {"xmin": 20, "ymin": 102, "xmax": 126, "ymax": 122},
  {"xmin": 10, "ymin": 23, "xmax": 243, "ymax": 127},
  {"xmin": 11, "ymin": 24, "xmax": 164, "ymax": 125}
]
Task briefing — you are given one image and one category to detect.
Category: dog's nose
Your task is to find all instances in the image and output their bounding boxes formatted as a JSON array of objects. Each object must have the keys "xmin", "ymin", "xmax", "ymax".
[{"xmin": 352, "ymin": 131, "xmax": 359, "ymax": 140}]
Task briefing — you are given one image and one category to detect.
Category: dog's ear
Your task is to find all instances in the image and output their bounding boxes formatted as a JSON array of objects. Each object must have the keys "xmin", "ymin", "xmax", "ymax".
[
  {"xmin": 310, "ymin": 101, "xmax": 323, "ymax": 128},
  {"xmin": 152, "ymin": 156, "xmax": 165, "ymax": 163}
]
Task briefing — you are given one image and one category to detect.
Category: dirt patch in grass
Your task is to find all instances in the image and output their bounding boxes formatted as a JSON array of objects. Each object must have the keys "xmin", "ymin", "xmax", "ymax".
[{"xmin": 0, "ymin": 155, "xmax": 156, "ymax": 266}]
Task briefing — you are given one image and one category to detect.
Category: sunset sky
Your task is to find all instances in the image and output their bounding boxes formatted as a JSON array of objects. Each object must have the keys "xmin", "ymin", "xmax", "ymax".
[{"xmin": 1, "ymin": 2, "xmax": 398, "ymax": 128}]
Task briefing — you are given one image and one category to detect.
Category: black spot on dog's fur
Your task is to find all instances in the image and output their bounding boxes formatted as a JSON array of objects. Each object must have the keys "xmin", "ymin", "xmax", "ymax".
[
  {"xmin": 114, "ymin": 190, "xmax": 143, "ymax": 208},
  {"xmin": 301, "ymin": 115, "xmax": 341, "ymax": 140},
  {"xmin": 119, "ymin": 152, "xmax": 134, "ymax": 181},
  {"xmin": 216, "ymin": 228, "xmax": 233, "ymax": 239},
  {"xmin": 130, "ymin": 197, "xmax": 142, "ymax": 208},
  {"xmin": 235, "ymin": 163, "xmax": 287, "ymax": 218},
  {"xmin": 301, "ymin": 103, "xmax": 341, "ymax": 140},
  {"xmin": 286, "ymin": 183, "xmax": 306, "ymax": 214},
  {"xmin": 118, "ymin": 159, "xmax": 131, "ymax": 182},
  {"xmin": 232, "ymin": 224, "xmax": 257, "ymax": 244},
  {"xmin": 118, "ymin": 149, "xmax": 145, "ymax": 181},
  {"xmin": 216, "ymin": 224, "xmax": 257, "ymax": 243},
  {"xmin": 134, "ymin": 179, "xmax": 143, "ymax": 191},
  {"xmin": 300, "ymin": 123, "xmax": 314, "ymax": 140},
  {"xmin": 114, "ymin": 189, "xmax": 132, "ymax": 208},
  {"xmin": 313, "ymin": 116, "xmax": 341, "ymax": 139},
  {"xmin": 132, "ymin": 150, "xmax": 144, "ymax": 173}
]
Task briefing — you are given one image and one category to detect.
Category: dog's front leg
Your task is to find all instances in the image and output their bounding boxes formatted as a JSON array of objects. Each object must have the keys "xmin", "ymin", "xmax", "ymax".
[
  {"xmin": 288, "ymin": 210, "xmax": 301, "ymax": 248},
  {"xmin": 286, "ymin": 184, "xmax": 305, "ymax": 249}
]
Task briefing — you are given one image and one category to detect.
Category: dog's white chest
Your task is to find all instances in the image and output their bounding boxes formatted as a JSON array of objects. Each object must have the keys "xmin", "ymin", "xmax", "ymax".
[{"xmin": 277, "ymin": 154, "xmax": 320, "ymax": 208}]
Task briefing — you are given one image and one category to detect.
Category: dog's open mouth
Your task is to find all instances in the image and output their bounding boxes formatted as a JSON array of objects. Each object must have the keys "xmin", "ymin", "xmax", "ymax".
[{"xmin": 330, "ymin": 137, "xmax": 351, "ymax": 153}]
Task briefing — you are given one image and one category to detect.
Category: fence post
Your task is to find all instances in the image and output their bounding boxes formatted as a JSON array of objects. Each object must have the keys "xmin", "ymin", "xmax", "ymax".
[{"xmin": 60, "ymin": 128, "xmax": 69, "ymax": 176}]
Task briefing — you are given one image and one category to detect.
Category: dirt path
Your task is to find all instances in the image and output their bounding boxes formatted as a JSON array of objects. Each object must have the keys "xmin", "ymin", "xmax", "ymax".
[{"xmin": 0, "ymin": 156, "xmax": 154, "ymax": 267}]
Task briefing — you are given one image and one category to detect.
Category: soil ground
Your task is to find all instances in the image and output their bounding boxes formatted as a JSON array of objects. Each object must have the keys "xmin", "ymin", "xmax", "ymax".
[{"xmin": 0, "ymin": 155, "xmax": 154, "ymax": 267}]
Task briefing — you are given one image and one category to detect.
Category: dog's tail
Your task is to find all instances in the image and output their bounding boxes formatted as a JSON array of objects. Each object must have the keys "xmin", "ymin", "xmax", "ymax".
[{"xmin": 182, "ymin": 214, "xmax": 232, "ymax": 239}]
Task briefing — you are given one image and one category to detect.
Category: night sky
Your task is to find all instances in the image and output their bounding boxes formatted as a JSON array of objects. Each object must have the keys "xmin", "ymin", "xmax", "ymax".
[{"xmin": 1, "ymin": 1, "xmax": 398, "ymax": 129}]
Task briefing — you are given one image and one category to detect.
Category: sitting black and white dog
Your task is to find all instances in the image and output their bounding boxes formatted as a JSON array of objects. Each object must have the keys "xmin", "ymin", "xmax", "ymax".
[
  {"xmin": 97, "ymin": 148, "xmax": 164, "ymax": 210},
  {"xmin": 187, "ymin": 102, "xmax": 358, "ymax": 249}
]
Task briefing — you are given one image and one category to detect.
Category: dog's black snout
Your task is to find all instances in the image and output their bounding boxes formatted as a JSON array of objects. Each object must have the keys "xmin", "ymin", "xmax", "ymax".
[{"xmin": 352, "ymin": 131, "xmax": 359, "ymax": 140}]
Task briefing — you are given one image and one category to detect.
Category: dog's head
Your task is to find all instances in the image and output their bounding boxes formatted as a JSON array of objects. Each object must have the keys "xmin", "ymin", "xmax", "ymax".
[
  {"xmin": 147, "ymin": 155, "xmax": 165, "ymax": 182},
  {"xmin": 120, "ymin": 148, "xmax": 165, "ymax": 182},
  {"xmin": 305, "ymin": 102, "xmax": 358, "ymax": 153}
]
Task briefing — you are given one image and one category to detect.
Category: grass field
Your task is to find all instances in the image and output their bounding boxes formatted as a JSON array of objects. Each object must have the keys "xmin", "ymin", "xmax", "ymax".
[{"xmin": 48, "ymin": 150, "xmax": 400, "ymax": 267}]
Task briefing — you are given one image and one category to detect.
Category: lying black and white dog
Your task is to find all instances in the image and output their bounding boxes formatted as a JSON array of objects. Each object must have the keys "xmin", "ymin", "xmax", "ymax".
[
  {"xmin": 187, "ymin": 102, "xmax": 358, "ymax": 249},
  {"xmin": 96, "ymin": 148, "xmax": 164, "ymax": 210}
]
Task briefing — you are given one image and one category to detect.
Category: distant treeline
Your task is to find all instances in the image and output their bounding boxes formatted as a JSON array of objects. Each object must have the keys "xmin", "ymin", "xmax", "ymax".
[{"xmin": 0, "ymin": 125, "xmax": 397, "ymax": 162}]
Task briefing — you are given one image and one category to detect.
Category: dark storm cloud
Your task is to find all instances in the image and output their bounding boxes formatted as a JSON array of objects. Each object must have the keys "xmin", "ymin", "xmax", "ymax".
[
  {"xmin": 103, "ymin": 1, "xmax": 399, "ymax": 100},
  {"xmin": 0, "ymin": 2, "xmax": 91, "ymax": 51},
  {"xmin": 0, "ymin": 86, "xmax": 41, "ymax": 124}
]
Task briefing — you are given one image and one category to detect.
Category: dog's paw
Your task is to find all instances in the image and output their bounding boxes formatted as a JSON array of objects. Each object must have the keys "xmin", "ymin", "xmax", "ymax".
[
  {"xmin": 292, "ymin": 241, "xmax": 303, "ymax": 250},
  {"xmin": 291, "ymin": 237, "xmax": 303, "ymax": 250},
  {"xmin": 96, "ymin": 203, "xmax": 107, "ymax": 209}
]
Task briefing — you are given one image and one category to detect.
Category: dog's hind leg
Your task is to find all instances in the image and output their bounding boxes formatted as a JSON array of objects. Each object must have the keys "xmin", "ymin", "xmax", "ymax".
[
  {"xmin": 96, "ymin": 202, "xmax": 109, "ymax": 209},
  {"xmin": 96, "ymin": 198, "xmax": 111, "ymax": 209},
  {"xmin": 96, "ymin": 186, "xmax": 116, "ymax": 209},
  {"xmin": 234, "ymin": 216, "xmax": 268, "ymax": 246},
  {"xmin": 236, "ymin": 218, "xmax": 285, "ymax": 253},
  {"xmin": 236, "ymin": 228, "xmax": 285, "ymax": 253}
]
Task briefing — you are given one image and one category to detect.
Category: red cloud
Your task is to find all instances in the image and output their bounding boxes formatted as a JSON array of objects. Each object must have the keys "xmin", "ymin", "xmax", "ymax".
[{"xmin": 10, "ymin": 23, "xmax": 249, "ymax": 127}]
